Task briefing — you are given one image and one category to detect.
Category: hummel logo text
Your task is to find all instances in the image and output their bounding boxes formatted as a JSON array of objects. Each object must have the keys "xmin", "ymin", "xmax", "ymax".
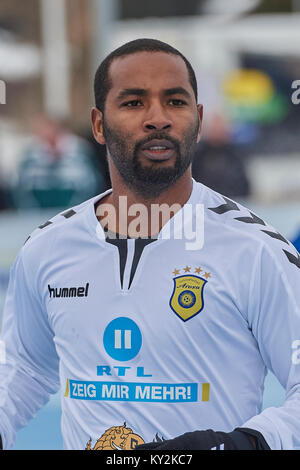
[{"xmin": 48, "ymin": 283, "xmax": 89, "ymax": 298}]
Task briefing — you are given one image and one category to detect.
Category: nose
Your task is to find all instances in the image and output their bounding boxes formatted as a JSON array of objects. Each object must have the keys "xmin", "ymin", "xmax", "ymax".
[{"xmin": 143, "ymin": 102, "xmax": 172, "ymax": 132}]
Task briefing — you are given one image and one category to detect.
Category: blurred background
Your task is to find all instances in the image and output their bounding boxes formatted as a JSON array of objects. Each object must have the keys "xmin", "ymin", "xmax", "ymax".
[{"xmin": 0, "ymin": 0, "xmax": 299, "ymax": 449}]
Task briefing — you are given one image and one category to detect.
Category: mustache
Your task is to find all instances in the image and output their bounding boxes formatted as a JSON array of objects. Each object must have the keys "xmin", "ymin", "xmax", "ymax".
[{"xmin": 134, "ymin": 133, "xmax": 181, "ymax": 153}]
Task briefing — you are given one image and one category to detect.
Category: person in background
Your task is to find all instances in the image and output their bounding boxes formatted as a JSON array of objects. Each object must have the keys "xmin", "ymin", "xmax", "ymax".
[
  {"xmin": 13, "ymin": 115, "xmax": 103, "ymax": 209},
  {"xmin": 192, "ymin": 113, "xmax": 251, "ymax": 199},
  {"xmin": 0, "ymin": 179, "xmax": 9, "ymax": 210},
  {"xmin": 81, "ymin": 130, "xmax": 111, "ymax": 192},
  {"xmin": 0, "ymin": 159, "xmax": 12, "ymax": 210}
]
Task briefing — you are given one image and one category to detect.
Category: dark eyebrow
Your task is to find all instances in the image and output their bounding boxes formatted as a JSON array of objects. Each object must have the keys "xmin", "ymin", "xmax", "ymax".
[
  {"xmin": 116, "ymin": 87, "xmax": 192, "ymax": 101},
  {"xmin": 116, "ymin": 88, "xmax": 147, "ymax": 101},
  {"xmin": 163, "ymin": 87, "xmax": 191, "ymax": 99}
]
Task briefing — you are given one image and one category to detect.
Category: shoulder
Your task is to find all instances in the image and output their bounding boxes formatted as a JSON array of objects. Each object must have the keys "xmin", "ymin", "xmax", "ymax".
[
  {"xmin": 196, "ymin": 181, "xmax": 300, "ymax": 272},
  {"xmin": 20, "ymin": 192, "xmax": 108, "ymax": 265}
]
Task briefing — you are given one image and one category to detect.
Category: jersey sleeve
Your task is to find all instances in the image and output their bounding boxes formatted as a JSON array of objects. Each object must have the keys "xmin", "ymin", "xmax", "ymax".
[
  {"xmin": 241, "ymin": 240, "xmax": 300, "ymax": 449},
  {"xmin": 0, "ymin": 250, "xmax": 60, "ymax": 449}
]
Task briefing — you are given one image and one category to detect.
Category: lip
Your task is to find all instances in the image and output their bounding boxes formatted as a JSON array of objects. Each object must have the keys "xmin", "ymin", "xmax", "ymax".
[
  {"xmin": 140, "ymin": 139, "xmax": 175, "ymax": 161},
  {"xmin": 141, "ymin": 139, "xmax": 175, "ymax": 151}
]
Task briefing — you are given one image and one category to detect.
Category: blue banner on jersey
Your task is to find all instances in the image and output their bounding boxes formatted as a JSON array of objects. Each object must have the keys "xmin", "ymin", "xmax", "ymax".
[{"xmin": 68, "ymin": 379, "xmax": 198, "ymax": 402}]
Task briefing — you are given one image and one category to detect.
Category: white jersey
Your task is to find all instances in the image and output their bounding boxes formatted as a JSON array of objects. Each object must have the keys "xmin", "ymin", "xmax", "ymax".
[{"xmin": 0, "ymin": 180, "xmax": 300, "ymax": 450}]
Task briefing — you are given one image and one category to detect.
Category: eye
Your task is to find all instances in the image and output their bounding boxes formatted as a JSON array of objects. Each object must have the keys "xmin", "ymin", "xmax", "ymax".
[
  {"xmin": 122, "ymin": 100, "xmax": 143, "ymax": 108},
  {"xmin": 169, "ymin": 99, "xmax": 187, "ymax": 106}
]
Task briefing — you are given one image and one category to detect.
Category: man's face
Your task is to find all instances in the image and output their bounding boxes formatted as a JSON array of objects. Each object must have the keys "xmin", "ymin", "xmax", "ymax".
[{"xmin": 94, "ymin": 51, "xmax": 202, "ymax": 198}]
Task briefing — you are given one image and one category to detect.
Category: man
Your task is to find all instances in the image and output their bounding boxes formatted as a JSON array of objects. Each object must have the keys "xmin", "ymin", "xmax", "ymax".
[{"xmin": 0, "ymin": 39, "xmax": 299, "ymax": 451}]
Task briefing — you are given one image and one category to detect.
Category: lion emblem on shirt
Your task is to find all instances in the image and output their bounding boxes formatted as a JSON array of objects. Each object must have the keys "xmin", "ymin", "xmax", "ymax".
[{"xmin": 85, "ymin": 422, "xmax": 145, "ymax": 450}]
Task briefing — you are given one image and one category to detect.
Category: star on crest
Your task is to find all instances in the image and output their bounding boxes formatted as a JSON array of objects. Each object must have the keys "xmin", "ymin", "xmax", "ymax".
[{"xmin": 172, "ymin": 266, "xmax": 212, "ymax": 280}]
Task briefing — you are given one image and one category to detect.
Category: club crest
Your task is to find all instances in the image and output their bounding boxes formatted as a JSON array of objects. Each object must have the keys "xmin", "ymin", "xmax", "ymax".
[{"xmin": 170, "ymin": 269, "xmax": 208, "ymax": 322}]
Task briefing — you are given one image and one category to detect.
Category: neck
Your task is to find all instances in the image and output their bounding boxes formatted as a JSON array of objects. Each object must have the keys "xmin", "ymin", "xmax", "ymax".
[{"xmin": 95, "ymin": 166, "xmax": 193, "ymax": 238}]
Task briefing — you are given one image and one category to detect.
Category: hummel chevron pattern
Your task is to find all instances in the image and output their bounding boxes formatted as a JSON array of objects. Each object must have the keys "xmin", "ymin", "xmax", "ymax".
[{"xmin": 209, "ymin": 197, "xmax": 300, "ymax": 269}]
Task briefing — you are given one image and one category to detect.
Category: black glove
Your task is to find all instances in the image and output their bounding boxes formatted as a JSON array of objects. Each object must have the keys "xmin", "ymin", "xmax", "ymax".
[{"xmin": 136, "ymin": 428, "xmax": 270, "ymax": 450}]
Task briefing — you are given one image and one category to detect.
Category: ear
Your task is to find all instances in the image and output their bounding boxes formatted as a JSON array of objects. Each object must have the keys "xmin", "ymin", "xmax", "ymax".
[
  {"xmin": 196, "ymin": 104, "xmax": 203, "ymax": 143},
  {"xmin": 91, "ymin": 107, "xmax": 106, "ymax": 145}
]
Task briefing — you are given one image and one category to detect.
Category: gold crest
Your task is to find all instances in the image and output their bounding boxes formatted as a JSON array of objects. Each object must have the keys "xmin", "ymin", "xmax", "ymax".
[
  {"xmin": 85, "ymin": 422, "xmax": 145, "ymax": 450},
  {"xmin": 170, "ymin": 274, "xmax": 207, "ymax": 322}
]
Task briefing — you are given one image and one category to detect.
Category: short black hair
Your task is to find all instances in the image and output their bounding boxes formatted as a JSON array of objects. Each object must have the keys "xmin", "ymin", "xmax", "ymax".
[{"xmin": 94, "ymin": 38, "xmax": 198, "ymax": 112}]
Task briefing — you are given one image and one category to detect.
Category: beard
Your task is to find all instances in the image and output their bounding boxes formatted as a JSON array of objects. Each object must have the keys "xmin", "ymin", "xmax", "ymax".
[{"xmin": 102, "ymin": 116, "xmax": 199, "ymax": 198}]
